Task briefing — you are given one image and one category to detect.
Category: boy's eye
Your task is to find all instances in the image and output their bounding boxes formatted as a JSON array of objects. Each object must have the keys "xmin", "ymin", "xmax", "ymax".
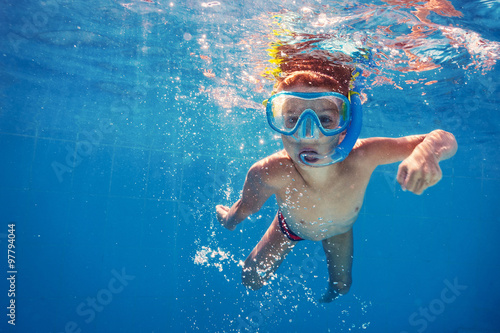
[
  {"xmin": 319, "ymin": 116, "xmax": 336, "ymax": 127},
  {"xmin": 319, "ymin": 116, "xmax": 332, "ymax": 123},
  {"xmin": 285, "ymin": 116, "xmax": 298, "ymax": 128}
]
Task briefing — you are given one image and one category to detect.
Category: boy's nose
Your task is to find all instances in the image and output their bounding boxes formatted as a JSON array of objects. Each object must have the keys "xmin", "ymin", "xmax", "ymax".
[
  {"xmin": 299, "ymin": 118, "xmax": 317, "ymax": 139},
  {"xmin": 305, "ymin": 119, "xmax": 313, "ymax": 137}
]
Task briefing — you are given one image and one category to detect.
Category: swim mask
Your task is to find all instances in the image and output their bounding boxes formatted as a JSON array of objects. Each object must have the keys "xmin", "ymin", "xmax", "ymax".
[
  {"xmin": 266, "ymin": 91, "xmax": 362, "ymax": 167},
  {"xmin": 266, "ymin": 91, "xmax": 350, "ymax": 138}
]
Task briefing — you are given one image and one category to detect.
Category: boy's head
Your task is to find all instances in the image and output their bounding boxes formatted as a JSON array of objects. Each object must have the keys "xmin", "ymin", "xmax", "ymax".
[
  {"xmin": 267, "ymin": 51, "xmax": 357, "ymax": 167},
  {"xmin": 269, "ymin": 85, "xmax": 347, "ymax": 167}
]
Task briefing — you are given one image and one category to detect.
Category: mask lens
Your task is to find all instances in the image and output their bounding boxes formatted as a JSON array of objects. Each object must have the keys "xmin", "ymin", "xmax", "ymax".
[{"xmin": 268, "ymin": 93, "xmax": 349, "ymax": 135}]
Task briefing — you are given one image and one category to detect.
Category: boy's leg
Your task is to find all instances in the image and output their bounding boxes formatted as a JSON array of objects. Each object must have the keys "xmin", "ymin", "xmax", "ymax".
[
  {"xmin": 319, "ymin": 228, "xmax": 353, "ymax": 303},
  {"xmin": 242, "ymin": 212, "xmax": 299, "ymax": 290}
]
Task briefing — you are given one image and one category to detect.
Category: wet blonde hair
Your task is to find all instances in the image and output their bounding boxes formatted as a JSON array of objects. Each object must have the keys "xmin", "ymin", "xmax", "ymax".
[
  {"xmin": 272, "ymin": 49, "xmax": 354, "ymax": 96},
  {"xmin": 275, "ymin": 70, "xmax": 350, "ymax": 96}
]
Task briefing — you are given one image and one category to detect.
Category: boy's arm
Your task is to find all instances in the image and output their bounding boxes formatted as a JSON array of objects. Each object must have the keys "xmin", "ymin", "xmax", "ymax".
[
  {"xmin": 360, "ymin": 129, "xmax": 457, "ymax": 195},
  {"xmin": 216, "ymin": 162, "xmax": 276, "ymax": 230}
]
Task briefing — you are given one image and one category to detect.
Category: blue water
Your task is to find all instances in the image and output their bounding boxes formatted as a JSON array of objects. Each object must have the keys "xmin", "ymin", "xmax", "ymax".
[{"xmin": 0, "ymin": 0, "xmax": 499, "ymax": 332}]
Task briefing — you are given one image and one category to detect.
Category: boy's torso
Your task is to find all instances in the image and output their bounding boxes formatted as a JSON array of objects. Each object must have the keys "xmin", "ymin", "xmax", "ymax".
[{"xmin": 267, "ymin": 148, "xmax": 373, "ymax": 241}]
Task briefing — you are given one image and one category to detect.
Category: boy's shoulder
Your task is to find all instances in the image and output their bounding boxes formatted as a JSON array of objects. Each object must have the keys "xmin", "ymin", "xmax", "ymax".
[
  {"xmin": 350, "ymin": 135, "xmax": 426, "ymax": 168},
  {"xmin": 349, "ymin": 137, "xmax": 392, "ymax": 165},
  {"xmin": 352, "ymin": 137, "xmax": 405, "ymax": 156},
  {"xmin": 255, "ymin": 149, "xmax": 294, "ymax": 168},
  {"xmin": 335, "ymin": 138, "xmax": 387, "ymax": 172},
  {"xmin": 248, "ymin": 150, "xmax": 294, "ymax": 188},
  {"xmin": 341, "ymin": 138, "xmax": 371, "ymax": 163}
]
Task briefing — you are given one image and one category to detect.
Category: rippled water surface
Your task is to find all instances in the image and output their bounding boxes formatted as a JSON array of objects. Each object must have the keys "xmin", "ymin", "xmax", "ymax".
[{"xmin": 3, "ymin": 0, "xmax": 498, "ymax": 150}]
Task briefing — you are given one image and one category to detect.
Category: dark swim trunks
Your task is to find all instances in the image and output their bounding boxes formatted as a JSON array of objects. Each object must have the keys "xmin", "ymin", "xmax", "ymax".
[{"xmin": 278, "ymin": 210, "xmax": 304, "ymax": 241}]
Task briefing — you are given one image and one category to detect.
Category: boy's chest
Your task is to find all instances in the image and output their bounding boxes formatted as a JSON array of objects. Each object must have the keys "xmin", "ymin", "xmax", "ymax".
[{"xmin": 274, "ymin": 170, "xmax": 371, "ymax": 238}]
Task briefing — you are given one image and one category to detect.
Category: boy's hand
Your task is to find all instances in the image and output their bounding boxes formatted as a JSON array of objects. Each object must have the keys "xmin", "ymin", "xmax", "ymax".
[
  {"xmin": 397, "ymin": 146, "xmax": 442, "ymax": 195},
  {"xmin": 216, "ymin": 205, "xmax": 236, "ymax": 231}
]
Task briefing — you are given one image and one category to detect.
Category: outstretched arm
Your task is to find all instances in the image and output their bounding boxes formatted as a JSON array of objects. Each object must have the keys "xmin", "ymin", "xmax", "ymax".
[
  {"xmin": 216, "ymin": 162, "xmax": 275, "ymax": 230},
  {"xmin": 396, "ymin": 130, "xmax": 457, "ymax": 194},
  {"xmin": 360, "ymin": 129, "xmax": 457, "ymax": 195}
]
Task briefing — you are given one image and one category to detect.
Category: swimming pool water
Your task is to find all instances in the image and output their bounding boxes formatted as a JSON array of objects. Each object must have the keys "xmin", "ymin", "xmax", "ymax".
[{"xmin": 0, "ymin": 0, "xmax": 499, "ymax": 332}]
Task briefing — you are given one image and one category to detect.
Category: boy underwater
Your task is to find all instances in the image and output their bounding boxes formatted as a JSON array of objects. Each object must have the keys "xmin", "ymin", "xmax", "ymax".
[{"xmin": 215, "ymin": 52, "xmax": 457, "ymax": 303}]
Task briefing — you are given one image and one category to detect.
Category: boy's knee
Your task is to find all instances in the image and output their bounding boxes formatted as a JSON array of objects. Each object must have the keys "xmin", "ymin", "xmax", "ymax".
[
  {"xmin": 333, "ymin": 280, "xmax": 351, "ymax": 295},
  {"xmin": 242, "ymin": 275, "xmax": 264, "ymax": 291},
  {"xmin": 241, "ymin": 267, "xmax": 265, "ymax": 291},
  {"xmin": 241, "ymin": 258, "xmax": 269, "ymax": 291}
]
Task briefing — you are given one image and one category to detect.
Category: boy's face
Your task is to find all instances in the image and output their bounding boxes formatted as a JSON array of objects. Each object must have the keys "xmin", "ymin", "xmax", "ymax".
[{"xmin": 276, "ymin": 84, "xmax": 345, "ymax": 166}]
